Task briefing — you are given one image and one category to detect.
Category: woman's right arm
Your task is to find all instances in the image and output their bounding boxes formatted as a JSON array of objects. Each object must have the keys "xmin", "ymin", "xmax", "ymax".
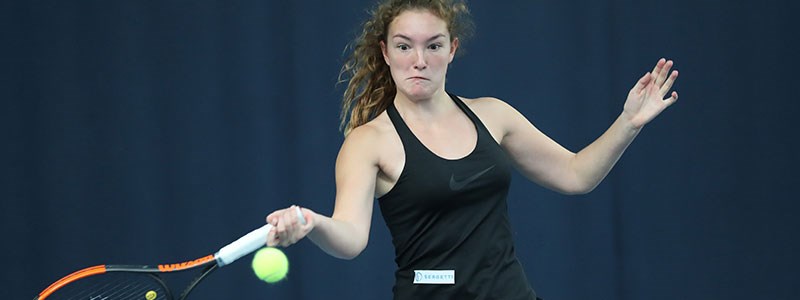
[{"xmin": 267, "ymin": 125, "xmax": 380, "ymax": 260}]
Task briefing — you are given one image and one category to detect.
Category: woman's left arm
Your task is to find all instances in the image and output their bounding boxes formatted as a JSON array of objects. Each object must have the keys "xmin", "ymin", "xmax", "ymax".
[{"xmin": 498, "ymin": 58, "xmax": 679, "ymax": 194}]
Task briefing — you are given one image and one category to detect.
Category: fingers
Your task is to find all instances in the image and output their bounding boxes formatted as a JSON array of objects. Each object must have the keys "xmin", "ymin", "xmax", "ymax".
[
  {"xmin": 633, "ymin": 72, "xmax": 653, "ymax": 95},
  {"xmin": 266, "ymin": 226, "xmax": 278, "ymax": 247},
  {"xmin": 647, "ymin": 58, "xmax": 679, "ymax": 102},
  {"xmin": 664, "ymin": 91, "xmax": 679, "ymax": 107},
  {"xmin": 659, "ymin": 69, "xmax": 679, "ymax": 97},
  {"xmin": 650, "ymin": 58, "xmax": 665, "ymax": 75},
  {"xmin": 654, "ymin": 59, "xmax": 669, "ymax": 86},
  {"xmin": 276, "ymin": 206, "xmax": 295, "ymax": 246},
  {"xmin": 265, "ymin": 205, "xmax": 309, "ymax": 248},
  {"xmin": 652, "ymin": 58, "xmax": 677, "ymax": 87}
]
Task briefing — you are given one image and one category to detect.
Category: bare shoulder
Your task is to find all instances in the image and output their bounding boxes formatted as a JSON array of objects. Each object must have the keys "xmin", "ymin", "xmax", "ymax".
[
  {"xmin": 339, "ymin": 112, "xmax": 397, "ymax": 161},
  {"xmin": 456, "ymin": 95, "xmax": 522, "ymax": 141},
  {"xmin": 337, "ymin": 111, "xmax": 403, "ymax": 196},
  {"xmin": 346, "ymin": 112, "xmax": 394, "ymax": 143},
  {"xmin": 459, "ymin": 95, "xmax": 519, "ymax": 117}
]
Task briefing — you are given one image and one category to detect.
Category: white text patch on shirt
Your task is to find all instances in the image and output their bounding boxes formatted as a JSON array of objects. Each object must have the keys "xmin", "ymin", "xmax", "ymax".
[{"xmin": 413, "ymin": 270, "xmax": 455, "ymax": 284}]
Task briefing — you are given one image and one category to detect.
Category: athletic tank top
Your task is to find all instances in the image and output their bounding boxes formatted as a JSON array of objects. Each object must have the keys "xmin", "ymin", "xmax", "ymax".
[{"xmin": 378, "ymin": 93, "xmax": 538, "ymax": 299}]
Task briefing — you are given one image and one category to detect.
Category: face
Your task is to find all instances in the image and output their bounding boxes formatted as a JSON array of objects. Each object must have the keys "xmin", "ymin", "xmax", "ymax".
[{"xmin": 381, "ymin": 9, "xmax": 458, "ymax": 102}]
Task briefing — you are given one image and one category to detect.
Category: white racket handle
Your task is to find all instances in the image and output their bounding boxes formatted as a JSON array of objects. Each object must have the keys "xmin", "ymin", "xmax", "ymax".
[
  {"xmin": 215, "ymin": 223, "xmax": 272, "ymax": 267},
  {"xmin": 215, "ymin": 206, "xmax": 306, "ymax": 267}
]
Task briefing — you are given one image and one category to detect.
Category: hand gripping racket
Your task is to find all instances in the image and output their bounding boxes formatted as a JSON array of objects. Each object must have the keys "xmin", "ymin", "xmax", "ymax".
[{"xmin": 34, "ymin": 206, "xmax": 306, "ymax": 300}]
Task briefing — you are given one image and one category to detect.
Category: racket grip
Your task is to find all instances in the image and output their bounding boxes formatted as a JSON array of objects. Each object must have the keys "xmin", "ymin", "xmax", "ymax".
[{"xmin": 215, "ymin": 223, "xmax": 272, "ymax": 267}]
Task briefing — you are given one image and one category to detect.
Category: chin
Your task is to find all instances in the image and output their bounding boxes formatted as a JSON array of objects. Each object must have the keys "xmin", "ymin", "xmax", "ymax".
[{"xmin": 401, "ymin": 86, "xmax": 439, "ymax": 101}]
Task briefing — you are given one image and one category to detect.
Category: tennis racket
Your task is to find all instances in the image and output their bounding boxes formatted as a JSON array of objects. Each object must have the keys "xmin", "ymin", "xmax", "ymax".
[{"xmin": 34, "ymin": 206, "xmax": 305, "ymax": 300}]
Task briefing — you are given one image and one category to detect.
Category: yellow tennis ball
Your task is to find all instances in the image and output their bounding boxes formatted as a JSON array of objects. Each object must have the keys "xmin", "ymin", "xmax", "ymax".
[{"xmin": 251, "ymin": 247, "xmax": 289, "ymax": 283}]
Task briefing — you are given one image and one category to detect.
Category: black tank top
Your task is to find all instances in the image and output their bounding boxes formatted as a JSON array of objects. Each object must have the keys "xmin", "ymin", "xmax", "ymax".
[{"xmin": 379, "ymin": 93, "xmax": 538, "ymax": 299}]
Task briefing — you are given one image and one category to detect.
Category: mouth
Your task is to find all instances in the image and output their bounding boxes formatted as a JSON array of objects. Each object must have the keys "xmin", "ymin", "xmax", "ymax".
[{"xmin": 407, "ymin": 76, "xmax": 429, "ymax": 81}]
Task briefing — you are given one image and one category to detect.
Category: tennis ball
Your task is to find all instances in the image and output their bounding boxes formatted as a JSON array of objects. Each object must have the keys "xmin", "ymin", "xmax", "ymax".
[{"xmin": 251, "ymin": 247, "xmax": 289, "ymax": 283}]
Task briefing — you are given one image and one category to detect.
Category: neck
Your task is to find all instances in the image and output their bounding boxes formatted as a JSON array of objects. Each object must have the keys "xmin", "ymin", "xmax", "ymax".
[{"xmin": 393, "ymin": 89, "xmax": 454, "ymax": 121}]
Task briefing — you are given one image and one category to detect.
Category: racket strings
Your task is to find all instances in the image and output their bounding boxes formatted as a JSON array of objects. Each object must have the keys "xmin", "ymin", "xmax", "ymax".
[{"xmin": 46, "ymin": 273, "xmax": 169, "ymax": 300}]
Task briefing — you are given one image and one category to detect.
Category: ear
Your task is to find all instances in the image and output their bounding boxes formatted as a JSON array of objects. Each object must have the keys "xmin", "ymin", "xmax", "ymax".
[
  {"xmin": 380, "ymin": 40, "xmax": 390, "ymax": 66},
  {"xmin": 449, "ymin": 38, "xmax": 459, "ymax": 63}
]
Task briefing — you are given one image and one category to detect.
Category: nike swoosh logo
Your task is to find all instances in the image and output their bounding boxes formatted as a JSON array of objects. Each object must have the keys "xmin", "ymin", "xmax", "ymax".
[{"xmin": 449, "ymin": 165, "xmax": 495, "ymax": 191}]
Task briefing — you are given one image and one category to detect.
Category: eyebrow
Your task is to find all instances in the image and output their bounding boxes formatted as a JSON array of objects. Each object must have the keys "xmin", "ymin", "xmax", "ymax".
[{"xmin": 391, "ymin": 33, "xmax": 447, "ymax": 42}]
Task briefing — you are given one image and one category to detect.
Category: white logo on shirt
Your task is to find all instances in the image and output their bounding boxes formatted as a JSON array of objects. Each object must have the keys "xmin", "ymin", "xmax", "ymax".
[{"xmin": 413, "ymin": 270, "xmax": 455, "ymax": 284}]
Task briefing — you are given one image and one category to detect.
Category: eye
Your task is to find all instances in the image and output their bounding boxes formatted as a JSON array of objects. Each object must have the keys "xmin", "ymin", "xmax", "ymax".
[
  {"xmin": 397, "ymin": 44, "xmax": 410, "ymax": 51},
  {"xmin": 428, "ymin": 43, "xmax": 443, "ymax": 51}
]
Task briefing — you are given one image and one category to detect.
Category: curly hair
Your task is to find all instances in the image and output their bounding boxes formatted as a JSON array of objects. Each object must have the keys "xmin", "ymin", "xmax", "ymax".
[{"xmin": 338, "ymin": 0, "xmax": 474, "ymax": 135}]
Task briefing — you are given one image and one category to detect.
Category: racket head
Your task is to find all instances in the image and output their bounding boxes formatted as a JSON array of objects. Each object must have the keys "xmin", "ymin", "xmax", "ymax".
[
  {"xmin": 35, "ymin": 221, "xmax": 272, "ymax": 300},
  {"xmin": 36, "ymin": 255, "xmax": 218, "ymax": 300},
  {"xmin": 35, "ymin": 265, "xmax": 171, "ymax": 300}
]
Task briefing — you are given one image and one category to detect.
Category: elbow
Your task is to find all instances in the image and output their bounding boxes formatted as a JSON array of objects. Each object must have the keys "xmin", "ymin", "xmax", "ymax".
[
  {"xmin": 561, "ymin": 185, "xmax": 595, "ymax": 195},
  {"xmin": 560, "ymin": 168, "xmax": 604, "ymax": 195},
  {"xmin": 338, "ymin": 254, "xmax": 359, "ymax": 260},
  {"xmin": 324, "ymin": 231, "xmax": 368, "ymax": 260},
  {"xmin": 316, "ymin": 215, "xmax": 370, "ymax": 260},
  {"xmin": 332, "ymin": 241, "xmax": 367, "ymax": 260},
  {"xmin": 336, "ymin": 249, "xmax": 364, "ymax": 260},
  {"xmin": 558, "ymin": 179, "xmax": 598, "ymax": 195}
]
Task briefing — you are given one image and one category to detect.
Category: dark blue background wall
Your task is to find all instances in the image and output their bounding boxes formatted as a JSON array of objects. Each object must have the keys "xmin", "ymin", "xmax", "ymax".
[{"xmin": 3, "ymin": 1, "xmax": 798, "ymax": 299}]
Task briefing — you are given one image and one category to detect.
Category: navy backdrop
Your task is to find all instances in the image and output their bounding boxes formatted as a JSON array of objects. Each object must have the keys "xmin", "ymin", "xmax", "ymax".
[{"xmin": 3, "ymin": 0, "xmax": 799, "ymax": 299}]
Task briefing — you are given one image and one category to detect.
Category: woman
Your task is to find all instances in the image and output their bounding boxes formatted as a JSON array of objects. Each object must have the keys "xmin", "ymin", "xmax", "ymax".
[{"xmin": 266, "ymin": 0, "xmax": 679, "ymax": 299}]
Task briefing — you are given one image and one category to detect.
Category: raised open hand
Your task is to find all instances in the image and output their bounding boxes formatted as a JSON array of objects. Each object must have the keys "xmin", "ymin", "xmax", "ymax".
[{"xmin": 623, "ymin": 58, "xmax": 679, "ymax": 129}]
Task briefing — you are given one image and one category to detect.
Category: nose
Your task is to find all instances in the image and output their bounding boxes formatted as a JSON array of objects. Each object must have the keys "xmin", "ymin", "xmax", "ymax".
[{"xmin": 413, "ymin": 49, "xmax": 427, "ymax": 70}]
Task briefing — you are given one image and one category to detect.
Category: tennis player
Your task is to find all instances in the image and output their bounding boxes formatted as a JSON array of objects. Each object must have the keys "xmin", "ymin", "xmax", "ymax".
[{"xmin": 266, "ymin": 0, "xmax": 679, "ymax": 299}]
